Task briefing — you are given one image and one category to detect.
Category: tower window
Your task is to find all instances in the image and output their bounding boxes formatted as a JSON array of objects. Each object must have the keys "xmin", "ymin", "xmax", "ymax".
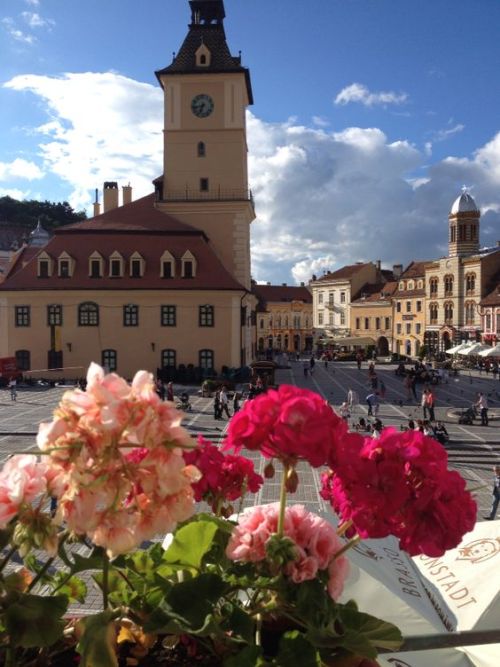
[
  {"xmin": 197, "ymin": 142, "xmax": 206, "ymax": 157},
  {"xmin": 200, "ymin": 178, "xmax": 209, "ymax": 192},
  {"xmin": 200, "ymin": 54, "xmax": 206, "ymax": 65}
]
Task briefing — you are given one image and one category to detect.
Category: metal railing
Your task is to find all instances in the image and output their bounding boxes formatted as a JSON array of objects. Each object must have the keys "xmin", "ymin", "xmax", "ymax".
[{"xmin": 162, "ymin": 188, "xmax": 253, "ymax": 204}]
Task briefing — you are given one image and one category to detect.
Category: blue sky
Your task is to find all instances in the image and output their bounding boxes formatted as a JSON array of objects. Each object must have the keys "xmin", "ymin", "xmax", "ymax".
[{"xmin": 1, "ymin": 0, "xmax": 500, "ymax": 284}]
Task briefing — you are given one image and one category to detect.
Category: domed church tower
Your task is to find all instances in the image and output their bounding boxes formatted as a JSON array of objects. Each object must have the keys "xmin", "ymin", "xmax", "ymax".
[
  {"xmin": 448, "ymin": 189, "xmax": 480, "ymax": 257},
  {"xmin": 154, "ymin": 0, "xmax": 254, "ymax": 290}
]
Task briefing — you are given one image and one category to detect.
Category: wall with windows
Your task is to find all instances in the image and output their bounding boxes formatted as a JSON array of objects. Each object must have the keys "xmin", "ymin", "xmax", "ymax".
[{"xmin": 4, "ymin": 289, "xmax": 244, "ymax": 378}]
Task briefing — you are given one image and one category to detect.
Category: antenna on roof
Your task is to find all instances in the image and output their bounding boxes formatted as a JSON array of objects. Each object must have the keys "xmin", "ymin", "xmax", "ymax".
[
  {"xmin": 94, "ymin": 188, "xmax": 99, "ymax": 204},
  {"xmin": 172, "ymin": 51, "xmax": 176, "ymax": 62}
]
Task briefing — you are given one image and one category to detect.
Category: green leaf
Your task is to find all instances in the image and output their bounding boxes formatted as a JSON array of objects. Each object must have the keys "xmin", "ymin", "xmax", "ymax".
[
  {"xmin": 77, "ymin": 610, "xmax": 118, "ymax": 667},
  {"xmin": 163, "ymin": 520, "xmax": 219, "ymax": 570},
  {"xmin": 52, "ymin": 574, "xmax": 87, "ymax": 604},
  {"xmin": 5, "ymin": 593, "xmax": 68, "ymax": 648},
  {"xmin": 276, "ymin": 631, "xmax": 320, "ymax": 667},
  {"xmin": 336, "ymin": 606, "xmax": 403, "ymax": 658},
  {"xmin": 220, "ymin": 605, "xmax": 255, "ymax": 644},
  {"xmin": 224, "ymin": 645, "xmax": 264, "ymax": 667}
]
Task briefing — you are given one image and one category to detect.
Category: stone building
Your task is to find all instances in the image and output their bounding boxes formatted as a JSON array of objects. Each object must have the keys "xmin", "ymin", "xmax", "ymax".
[
  {"xmin": 392, "ymin": 261, "xmax": 427, "ymax": 357},
  {"xmin": 0, "ymin": 0, "xmax": 257, "ymax": 379},
  {"xmin": 424, "ymin": 191, "xmax": 500, "ymax": 354},
  {"xmin": 253, "ymin": 283, "xmax": 313, "ymax": 356},
  {"xmin": 480, "ymin": 279, "xmax": 500, "ymax": 347},
  {"xmin": 350, "ymin": 279, "xmax": 398, "ymax": 356}
]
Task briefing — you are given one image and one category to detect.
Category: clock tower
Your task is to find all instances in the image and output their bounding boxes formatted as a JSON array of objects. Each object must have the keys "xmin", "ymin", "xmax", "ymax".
[{"xmin": 155, "ymin": 0, "xmax": 255, "ymax": 290}]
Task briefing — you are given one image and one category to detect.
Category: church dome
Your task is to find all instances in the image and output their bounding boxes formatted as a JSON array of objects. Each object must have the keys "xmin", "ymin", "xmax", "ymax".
[
  {"xmin": 450, "ymin": 191, "xmax": 479, "ymax": 215},
  {"xmin": 29, "ymin": 219, "xmax": 50, "ymax": 247}
]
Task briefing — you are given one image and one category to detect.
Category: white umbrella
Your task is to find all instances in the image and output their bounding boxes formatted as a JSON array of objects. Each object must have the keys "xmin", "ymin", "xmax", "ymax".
[
  {"xmin": 457, "ymin": 344, "xmax": 489, "ymax": 356},
  {"xmin": 447, "ymin": 343, "xmax": 473, "ymax": 355},
  {"xmin": 478, "ymin": 344, "xmax": 500, "ymax": 358}
]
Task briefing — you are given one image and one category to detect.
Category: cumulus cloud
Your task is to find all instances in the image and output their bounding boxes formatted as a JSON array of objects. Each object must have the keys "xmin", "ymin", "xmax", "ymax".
[
  {"xmin": 2, "ymin": 17, "xmax": 35, "ymax": 44},
  {"xmin": 21, "ymin": 12, "xmax": 55, "ymax": 29},
  {"xmin": 4, "ymin": 72, "xmax": 163, "ymax": 208},
  {"xmin": 0, "ymin": 158, "xmax": 44, "ymax": 181},
  {"xmin": 3, "ymin": 71, "xmax": 500, "ymax": 285},
  {"xmin": 334, "ymin": 83, "xmax": 408, "ymax": 107}
]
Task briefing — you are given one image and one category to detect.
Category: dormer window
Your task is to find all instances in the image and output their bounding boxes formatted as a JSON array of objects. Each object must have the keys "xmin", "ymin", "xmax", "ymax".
[
  {"xmin": 37, "ymin": 252, "xmax": 53, "ymax": 278},
  {"xmin": 160, "ymin": 251, "xmax": 175, "ymax": 279},
  {"xmin": 129, "ymin": 252, "xmax": 144, "ymax": 278},
  {"xmin": 407, "ymin": 280, "xmax": 414, "ymax": 290},
  {"xmin": 89, "ymin": 251, "xmax": 103, "ymax": 278},
  {"xmin": 57, "ymin": 252, "xmax": 74, "ymax": 278},
  {"xmin": 109, "ymin": 251, "xmax": 124, "ymax": 278},
  {"xmin": 181, "ymin": 251, "xmax": 197, "ymax": 278},
  {"xmin": 195, "ymin": 43, "xmax": 211, "ymax": 67}
]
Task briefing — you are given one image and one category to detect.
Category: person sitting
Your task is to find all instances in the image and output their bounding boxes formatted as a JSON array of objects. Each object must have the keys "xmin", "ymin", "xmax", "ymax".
[{"xmin": 433, "ymin": 421, "xmax": 449, "ymax": 445}]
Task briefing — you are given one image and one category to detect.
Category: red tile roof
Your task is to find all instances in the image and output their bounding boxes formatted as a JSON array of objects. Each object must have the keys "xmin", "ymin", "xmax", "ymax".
[
  {"xmin": 351, "ymin": 281, "xmax": 397, "ymax": 304},
  {"xmin": 0, "ymin": 195, "xmax": 245, "ymax": 292},
  {"xmin": 252, "ymin": 284, "xmax": 312, "ymax": 305},
  {"xmin": 315, "ymin": 263, "xmax": 373, "ymax": 282}
]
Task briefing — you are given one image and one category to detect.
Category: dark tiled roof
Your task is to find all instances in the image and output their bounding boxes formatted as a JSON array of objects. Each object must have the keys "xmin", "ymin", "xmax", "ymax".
[
  {"xmin": 351, "ymin": 281, "xmax": 397, "ymax": 304},
  {"xmin": 0, "ymin": 196, "xmax": 244, "ymax": 292},
  {"xmin": 252, "ymin": 284, "xmax": 312, "ymax": 306},
  {"xmin": 481, "ymin": 285, "xmax": 500, "ymax": 306},
  {"xmin": 316, "ymin": 263, "xmax": 372, "ymax": 282},
  {"xmin": 155, "ymin": 22, "xmax": 253, "ymax": 103}
]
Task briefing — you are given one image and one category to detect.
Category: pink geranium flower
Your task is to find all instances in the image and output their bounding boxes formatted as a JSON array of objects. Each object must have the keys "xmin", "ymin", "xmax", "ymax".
[{"xmin": 224, "ymin": 385, "xmax": 347, "ymax": 468}]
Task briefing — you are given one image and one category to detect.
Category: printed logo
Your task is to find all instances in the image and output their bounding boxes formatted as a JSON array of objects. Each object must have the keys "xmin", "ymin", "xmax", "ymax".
[
  {"xmin": 456, "ymin": 537, "xmax": 500, "ymax": 564},
  {"xmin": 352, "ymin": 543, "xmax": 381, "ymax": 561}
]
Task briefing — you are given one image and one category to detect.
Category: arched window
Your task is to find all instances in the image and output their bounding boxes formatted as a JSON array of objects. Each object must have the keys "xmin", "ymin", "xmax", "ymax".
[
  {"xmin": 102, "ymin": 349, "xmax": 117, "ymax": 372},
  {"xmin": 429, "ymin": 302, "xmax": 438, "ymax": 324},
  {"xmin": 465, "ymin": 273, "xmax": 476, "ymax": 295},
  {"xmin": 161, "ymin": 349, "xmax": 176, "ymax": 368},
  {"xmin": 197, "ymin": 141, "xmax": 206, "ymax": 157},
  {"xmin": 199, "ymin": 349, "xmax": 214, "ymax": 370},
  {"xmin": 429, "ymin": 277, "xmax": 438, "ymax": 296},
  {"xmin": 15, "ymin": 350, "xmax": 30, "ymax": 371},
  {"xmin": 465, "ymin": 302, "xmax": 475, "ymax": 325},
  {"xmin": 444, "ymin": 302, "xmax": 453, "ymax": 324},
  {"xmin": 78, "ymin": 302, "xmax": 99, "ymax": 326},
  {"xmin": 444, "ymin": 275, "xmax": 454, "ymax": 296}
]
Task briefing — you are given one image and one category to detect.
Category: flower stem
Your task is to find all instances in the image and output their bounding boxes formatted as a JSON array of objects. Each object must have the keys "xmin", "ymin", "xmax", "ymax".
[
  {"xmin": 102, "ymin": 551, "xmax": 109, "ymax": 609},
  {"xmin": 277, "ymin": 462, "xmax": 290, "ymax": 537},
  {"xmin": 333, "ymin": 534, "xmax": 361, "ymax": 559},
  {"xmin": 336, "ymin": 520, "xmax": 353, "ymax": 537},
  {"xmin": 27, "ymin": 556, "xmax": 56, "ymax": 593}
]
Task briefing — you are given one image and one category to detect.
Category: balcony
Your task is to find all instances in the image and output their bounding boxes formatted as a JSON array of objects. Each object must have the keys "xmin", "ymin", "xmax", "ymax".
[{"xmin": 161, "ymin": 188, "xmax": 254, "ymax": 204}]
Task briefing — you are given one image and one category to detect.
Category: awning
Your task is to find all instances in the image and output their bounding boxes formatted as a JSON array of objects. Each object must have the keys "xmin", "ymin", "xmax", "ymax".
[
  {"xmin": 479, "ymin": 344, "xmax": 500, "ymax": 358},
  {"xmin": 331, "ymin": 336, "xmax": 376, "ymax": 346}
]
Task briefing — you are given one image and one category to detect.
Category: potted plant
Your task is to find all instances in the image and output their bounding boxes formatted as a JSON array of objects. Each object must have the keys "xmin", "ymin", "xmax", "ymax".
[{"xmin": 0, "ymin": 365, "xmax": 476, "ymax": 666}]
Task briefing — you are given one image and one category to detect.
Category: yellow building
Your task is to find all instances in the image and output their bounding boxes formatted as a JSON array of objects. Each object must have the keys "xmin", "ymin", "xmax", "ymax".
[
  {"xmin": 350, "ymin": 280, "xmax": 398, "ymax": 356},
  {"xmin": 392, "ymin": 261, "xmax": 427, "ymax": 357},
  {"xmin": 253, "ymin": 283, "xmax": 313, "ymax": 356},
  {"xmin": 0, "ymin": 0, "xmax": 257, "ymax": 380}
]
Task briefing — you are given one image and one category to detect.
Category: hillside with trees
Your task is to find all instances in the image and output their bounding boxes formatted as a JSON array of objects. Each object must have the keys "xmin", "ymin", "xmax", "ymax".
[{"xmin": 0, "ymin": 196, "xmax": 87, "ymax": 230}]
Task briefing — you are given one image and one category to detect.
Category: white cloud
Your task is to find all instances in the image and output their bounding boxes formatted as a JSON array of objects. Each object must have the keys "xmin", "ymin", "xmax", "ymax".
[
  {"xmin": 4, "ymin": 72, "xmax": 163, "ymax": 209},
  {"xmin": 334, "ymin": 83, "xmax": 408, "ymax": 107},
  {"xmin": 2, "ymin": 17, "xmax": 35, "ymax": 44},
  {"xmin": 0, "ymin": 158, "xmax": 43, "ymax": 181},
  {"xmin": 3, "ymin": 71, "xmax": 500, "ymax": 285},
  {"xmin": 21, "ymin": 12, "xmax": 55, "ymax": 29},
  {"xmin": 432, "ymin": 123, "xmax": 465, "ymax": 143},
  {"xmin": 25, "ymin": 0, "xmax": 40, "ymax": 5},
  {"xmin": 0, "ymin": 188, "xmax": 32, "ymax": 200},
  {"xmin": 312, "ymin": 116, "xmax": 330, "ymax": 128}
]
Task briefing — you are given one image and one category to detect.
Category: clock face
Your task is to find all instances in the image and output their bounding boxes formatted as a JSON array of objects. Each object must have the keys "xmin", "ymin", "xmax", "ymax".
[{"xmin": 191, "ymin": 94, "xmax": 214, "ymax": 118}]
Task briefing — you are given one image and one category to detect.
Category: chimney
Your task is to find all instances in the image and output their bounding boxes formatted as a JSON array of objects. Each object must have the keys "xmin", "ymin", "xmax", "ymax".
[
  {"xmin": 376, "ymin": 259, "xmax": 381, "ymax": 271},
  {"xmin": 122, "ymin": 183, "xmax": 132, "ymax": 206},
  {"xmin": 103, "ymin": 181, "xmax": 119, "ymax": 212},
  {"xmin": 93, "ymin": 188, "xmax": 101, "ymax": 217},
  {"xmin": 282, "ymin": 283, "xmax": 287, "ymax": 287},
  {"xmin": 300, "ymin": 282, "xmax": 305, "ymax": 287},
  {"xmin": 393, "ymin": 264, "xmax": 403, "ymax": 279}
]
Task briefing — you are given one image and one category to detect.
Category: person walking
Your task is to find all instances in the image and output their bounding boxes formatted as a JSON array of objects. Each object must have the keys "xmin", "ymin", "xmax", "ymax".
[
  {"xmin": 421, "ymin": 389, "xmax": 429, "ymax": 419},
  {"xmin": 356, "ymin": 352, "xmax": 362, "ymax": 370},
  {"xmin": 475, "ymin": 392, "xmax": 489, "ymax": 426},
  {"xmin": 166, "ymin": 381, "xmax": 174, "ymax": 402},
  {"xmin": 213, "ymin": 389, "xmax": 222, "ymax": 420},
  {"xmin": 484, "ymin": 466, "xmax": 500, "ymax": 520},
  {"xmin": 426, "ymin": 388, "xmax": 435, "ymax": 422},
  {"xmin": 347, "ymin": 388, "xmax": 359, "ymax": 414},
  {"xmin": 8, "ymin": 377, "xmax": 17, "ymax": 401},
  {"xmin": 219, "ymin": 386, "xmax": 231, "ymax": 419},
  {"xmin": 366, "ymin": 391, "xmax": 379, "ymax": 417}
]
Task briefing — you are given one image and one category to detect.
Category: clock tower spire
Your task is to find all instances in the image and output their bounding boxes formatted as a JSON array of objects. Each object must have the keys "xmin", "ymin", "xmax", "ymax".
[{"xmin": 154, "ymin": 0, "xmax": 254, "ymax": 290}]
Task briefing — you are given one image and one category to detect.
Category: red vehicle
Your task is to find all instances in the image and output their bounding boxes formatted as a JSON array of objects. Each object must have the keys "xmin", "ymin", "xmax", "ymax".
[{"xmin": 0, "ymin": 357, "xmax": 21, "ymax": 386}]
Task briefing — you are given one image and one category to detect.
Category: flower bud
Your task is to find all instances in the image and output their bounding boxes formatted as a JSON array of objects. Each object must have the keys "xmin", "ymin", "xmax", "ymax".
[
  {"xmin": 285, "ymin": 469, "xmax": 299, "ymax": 493},
  {"xmin": 264, "ymin": 461, "xmax": 275, "ymax": 479}
]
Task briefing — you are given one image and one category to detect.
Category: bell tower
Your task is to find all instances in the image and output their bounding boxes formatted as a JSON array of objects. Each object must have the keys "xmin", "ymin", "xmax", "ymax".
[
  {"xmin": 154, "ymin": 0, "xmax": 255, "ymax": 290},
  {"xmin": 448, "ymin": 189, "xmax": 480, "ymax": 257}
]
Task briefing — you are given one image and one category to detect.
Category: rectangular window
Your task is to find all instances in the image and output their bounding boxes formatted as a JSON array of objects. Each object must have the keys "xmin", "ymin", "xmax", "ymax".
[
  {"xmin": 318, "ymin": 293, "xmax": 323, "ymax": 304},
  {"xmin": 184, "ymin": 261, "xmax": 193, "ymax": 278},
  {"xmin": 406, "ymin": 323, "xmax": 412, "ymax": 334},
  {"xmin": 396, "ymin": 323, "xmax": 402, "ymax": 334},
  {"xmin": 199, "ymin": 305, "xmax": 214, "ymax": 327},
  {"xmin": 340, "ymin": 292, "xmax": 346, "ymax": 303},
  {"xmin": 47, "ymin": 304, "xmax": 63, "ymax": 326},
  {"xmin": 416, "ymin": 323, "xmax": 421, "ymax": 334},
  {"xmin": 48, "ymin": 350, "xmax": 63, "ymax": 370},
  {"xmin": 406, "ymin": 301, "xmax": 411, "ymax": 313},
  {"xmin": 396, "ymin": 302, "xmax": 401, "ymax": 313},
  {"xmin": 162, "ymin": 261, "xmax": 173, "ymax": 279},
  {"xmin": 59, "ymin": 260, "xmax": 70, "ymax": 278},
  {"xmin": 355, "ymin": 317, "xmax": 360, "ymax": 330},
  {"xmin": 200, "ymin": 178, "xmax": 209, "ymax": 192},
  {"xmin": 123, "ymin": 304, "xmax": 139, "ymax": 327},
  {"xmin": 90, "ymin": 260, "xmax": 101, "ymax": 278},
  {"xmin": 340, "ymin": 312, "xmax": 345, "ymax": 325},
  {"xmin": 318, "ymin": 312, "xmax": 323, "ymax": 325},
  {"xmin": 15, "ymin": 350, "xmax": 30, "ymax": 371},
  {"xmin": 102, "ymin": 349, "xmax": 117, "ymax": 372},
  {"xmin": 328, "ymin": 292, "xmax": 334, "ymax": 306},
  {"xmin": 110, "ymin": 260, "xmax": 121, "ymax": 277},
  {"xmin": 416, "ymin": 300, "xmax": 422, "ymax": 312},
  {"xmin": 39, "ymin": 261, "xmax": 49, "ymax": 278},
  {"xmin": 15, "ymin": 306, "xmax": 30, "ymax": 327},
  {"xmin": 131, "ymin": 260, "xmax": 141, "ymax": 278},
  {"xmin": 385, "ymin": 317, "xmax": 390, "ymax": 330},
  {"xmin": 161, "ymin": 305, "xmax": 177, "ymax": 327},
  {"xmin": 329, "ymin": 312, "xmax": 333, "ymax": 325},
  {"xmin": 364, "ymin": 317, "xmax": 370, "ymax": 330},
  {"xmin": 375, "ymin": 317, "xmax": 380, "ymax": 330}
]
